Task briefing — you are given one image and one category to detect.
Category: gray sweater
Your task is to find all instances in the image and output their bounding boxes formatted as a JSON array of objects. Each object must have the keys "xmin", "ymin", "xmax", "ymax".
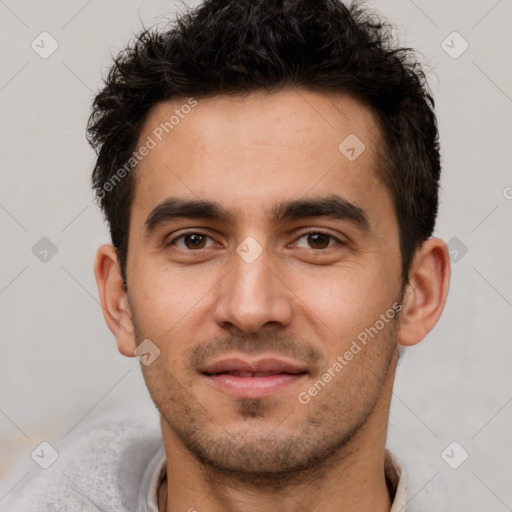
[{"xmin": 1, "ymin": 409, "xmax": 165, "ymax": 512}]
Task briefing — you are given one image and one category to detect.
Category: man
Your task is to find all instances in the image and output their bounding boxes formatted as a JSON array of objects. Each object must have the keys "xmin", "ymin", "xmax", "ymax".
[{"xmin": 6, "ymin": 0, "xmax": 450, "ymax": 510}]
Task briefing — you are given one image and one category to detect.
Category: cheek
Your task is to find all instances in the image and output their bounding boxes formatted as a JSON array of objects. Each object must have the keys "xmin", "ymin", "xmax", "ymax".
[
  {"xmin": 129, "ymin": 256, "xmax": 221, "ymax": 341},
  {"xmin": 291, "ymin": 264, "xmax": 399, "ymax": 347}
]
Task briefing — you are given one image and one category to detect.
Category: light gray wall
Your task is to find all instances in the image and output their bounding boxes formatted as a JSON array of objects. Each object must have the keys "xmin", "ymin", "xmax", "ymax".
[{"xmin": 1, "ymin": 0, "xmax": 511, "ymax": 509}]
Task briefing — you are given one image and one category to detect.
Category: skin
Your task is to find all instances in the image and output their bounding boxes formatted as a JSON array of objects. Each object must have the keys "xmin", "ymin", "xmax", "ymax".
[{"xmin": 95, "ymin": 89, "xmax": 450, "ymax": 512}]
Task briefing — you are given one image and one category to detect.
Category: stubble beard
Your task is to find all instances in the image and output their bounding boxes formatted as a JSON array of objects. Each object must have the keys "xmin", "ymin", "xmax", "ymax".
[{"xmin": 132, "ymin": 314, "xmax": 399, "ymax": 489}]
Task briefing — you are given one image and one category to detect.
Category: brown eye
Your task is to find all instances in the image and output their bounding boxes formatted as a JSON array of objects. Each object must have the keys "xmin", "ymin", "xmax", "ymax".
[
  {"xmin": 167, "ymin": 232, "xmax": 215, "ymax": 250},
  {"xmin": 294, "ymin": 231, "xmax": 342, "ymax": 250},
  {"xmin": 183, "ymin": 234, "xmax": 207, "ymax": 249},
  {"xmin": 306, "ymin": 233, "xmax": 331, "ymax": 249}
]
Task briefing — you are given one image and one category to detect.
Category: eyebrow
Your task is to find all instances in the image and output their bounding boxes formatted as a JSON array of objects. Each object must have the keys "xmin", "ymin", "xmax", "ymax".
[{"xmin": 143, "ymin": 194, "xmax": 370, "ymax": 236}]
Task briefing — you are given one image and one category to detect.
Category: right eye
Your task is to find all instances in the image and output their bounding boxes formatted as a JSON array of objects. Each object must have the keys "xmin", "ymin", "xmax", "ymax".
[{"xmin": 166, "ymin": 232, "xmax": 218, "ymax": 250}]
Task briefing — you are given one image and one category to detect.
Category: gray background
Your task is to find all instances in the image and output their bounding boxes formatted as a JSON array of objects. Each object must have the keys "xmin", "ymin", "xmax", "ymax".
[{"xmin": 0, "ymin": 0, "xmax": 511, "ymax": 509}]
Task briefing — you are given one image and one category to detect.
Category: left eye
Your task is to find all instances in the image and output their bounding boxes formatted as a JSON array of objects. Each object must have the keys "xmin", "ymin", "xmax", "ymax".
[{"xmin": 293, "ymin": 232, "xmax": 341, "ymax": 250}]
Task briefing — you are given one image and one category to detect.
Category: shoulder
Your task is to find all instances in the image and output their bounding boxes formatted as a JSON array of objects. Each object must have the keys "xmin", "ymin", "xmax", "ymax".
[{"xmin": 2, "ymin": 406, "xmax": 164, "ymax": 512}]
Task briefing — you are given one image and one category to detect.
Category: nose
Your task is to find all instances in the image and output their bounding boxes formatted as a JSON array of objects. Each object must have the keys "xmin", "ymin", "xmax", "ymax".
[{"xmin": 212, "ymin": 247, "xmax": 293, "ymax": 333}]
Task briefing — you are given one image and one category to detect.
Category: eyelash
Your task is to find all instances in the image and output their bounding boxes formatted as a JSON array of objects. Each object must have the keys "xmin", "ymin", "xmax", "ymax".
[{"xmin": 166, "ymin": 230, "xmax": 344, "ymax": 251}]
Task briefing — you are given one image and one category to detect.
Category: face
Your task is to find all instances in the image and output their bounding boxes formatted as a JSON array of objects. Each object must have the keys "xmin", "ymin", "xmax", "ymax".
[{"xmin": 125, "ymin": 89, "xmax": 404, "ymax": 480}]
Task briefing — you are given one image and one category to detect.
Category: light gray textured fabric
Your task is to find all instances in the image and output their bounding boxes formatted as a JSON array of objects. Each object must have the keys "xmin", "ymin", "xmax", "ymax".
[{"xmin": 2, "ymin": 409, "xmax": 165, "ymax": 512}]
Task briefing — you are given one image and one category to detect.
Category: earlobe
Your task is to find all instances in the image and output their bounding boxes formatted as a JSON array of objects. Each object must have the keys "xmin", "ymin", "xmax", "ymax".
[
  {"xmin": 397, "ymin": 237, "xmax": 451, "ymax": 347},
  {"xmin": 94, "ymin": 244, "xmax": 137, "ymax": 357}
]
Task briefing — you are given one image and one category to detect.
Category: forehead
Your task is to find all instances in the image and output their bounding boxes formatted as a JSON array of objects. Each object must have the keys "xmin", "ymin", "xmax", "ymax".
[{"xmin": 130, "ymin": 89, "xmax": 393, "ymax": 231}]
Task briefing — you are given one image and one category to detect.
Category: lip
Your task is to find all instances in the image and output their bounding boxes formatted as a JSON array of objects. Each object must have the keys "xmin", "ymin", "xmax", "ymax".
[
  {"xmin": 201, "ymin": 356, "xmax": 308, "ymax": 375},
  {"xmin": 201, "ymin": 356, "xmax": 309, "ymax": 399}
]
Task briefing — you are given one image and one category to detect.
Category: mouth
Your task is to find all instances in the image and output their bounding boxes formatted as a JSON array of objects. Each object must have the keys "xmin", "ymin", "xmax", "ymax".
[{"xmin": 201, "ymin": 357, "xmax": 309, "ymax": 398}]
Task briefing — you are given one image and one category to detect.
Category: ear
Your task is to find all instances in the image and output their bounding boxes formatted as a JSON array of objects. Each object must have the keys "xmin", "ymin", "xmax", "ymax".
[
  {"xmin": 94, "ymin": 244, "xmax": 137, "ymax": 357},
  {"xmin": 397, "ymin": 237, "xmax": 451, "ymax": 346}
]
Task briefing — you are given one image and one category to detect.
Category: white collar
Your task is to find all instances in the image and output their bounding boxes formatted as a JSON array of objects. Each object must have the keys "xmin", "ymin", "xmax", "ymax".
[
  {"xmin": 146, "ymin": 454, "xmax": 166, "ymax": 512},
  {"xmin": 387, "ymin": 450, "xmax": 408, "ymax": 511}
]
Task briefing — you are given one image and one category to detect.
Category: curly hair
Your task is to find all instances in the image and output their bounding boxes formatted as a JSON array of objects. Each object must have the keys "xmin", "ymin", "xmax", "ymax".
[{"xmin": 87, "ymin": 0, "xmax": 440, "ymax": 287}]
